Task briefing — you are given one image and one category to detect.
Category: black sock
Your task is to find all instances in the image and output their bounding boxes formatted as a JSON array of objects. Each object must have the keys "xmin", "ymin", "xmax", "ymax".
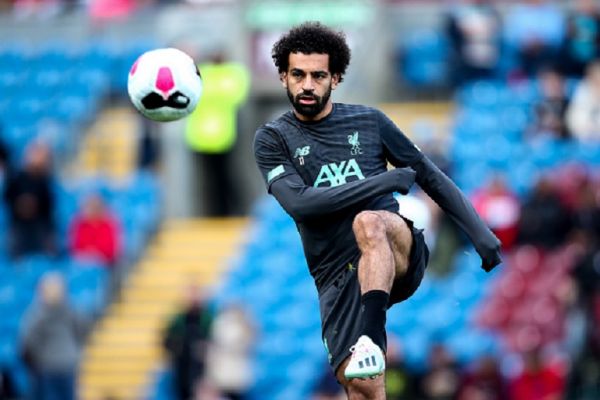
[{"xmin": 360, "ymin": 290, "xmax": 389, "ymax": 350}]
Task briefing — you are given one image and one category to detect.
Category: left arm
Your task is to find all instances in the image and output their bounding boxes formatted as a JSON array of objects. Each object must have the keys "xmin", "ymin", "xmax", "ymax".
[
  {"xmin": 376, "ymin": 110, "xmax": 501, "ymax": 271},
  {"xmin": 410, "ymin": 156, "xmax": 501, "ymax": 271}
]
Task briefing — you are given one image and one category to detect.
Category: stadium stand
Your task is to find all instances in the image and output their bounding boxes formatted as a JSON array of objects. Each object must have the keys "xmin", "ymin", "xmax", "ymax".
[{"xmin": 0, "ymin": 39, "xmax": 162, "ymax": 399}]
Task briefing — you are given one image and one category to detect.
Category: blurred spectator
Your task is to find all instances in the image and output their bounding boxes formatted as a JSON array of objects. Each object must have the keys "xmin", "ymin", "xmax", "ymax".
[
  {"xmin": 570, "ymin": 175, "xmax": 600, "ymax": 244},
  {"xmin": 88, "ymin": 0, "xmax": 138, "ymax": 24},
  {"xmin": 572, "ymin": 246, "xmax": 600, "ymax": 305},
  {"xmin": 566, "ymin": 349, "xmax": 600, "ymax": 400},
  {"xmin": 471, "ymin": 174, "xmax": 520, "ymax": 250},
  {"xmin": 445, "ymin": 0, "xmax": 502, "ymax": 86},
  {"xmin": 417, "ymin": 343, "xmax": 460, "ymax": 400},
  {"xmin": 428, "ymin": 212, "xmax": 464, "ymax": 276},
  {"xmin": 19, "ymin": 272, "xmax": 88, "ymax": 400},
  {"xmin": 3, "ymin": 141, "xmax": 56, "ymax": 259},
  {"xmin": 400, "ymin": 187, "xmax": 436, "ymax": 233},
  {"xmin": 560, "ymin": 0, "xmax": 600, "ymax": 78},
  {"xmin": 0, "ymin": 130, "xmax": 10, "ymax": 179},
  {"xmin": 12, "ymin": 0, "xmax": 66, "ymax": 20},
  {"xmin": 137, "ymin": 116, "xmax": 161, "ymax": 171},
  {"xmin": 385, "ymin": 336, "xmax": 418, "ymax": 400},
  {"xmin": 0, "ymin": 366, "xmax": 18, "ymax": 400},
  {"xmin": 455, "ymin": 354, "xmax": 506, "ymax": 400},
  {"xmin": 68, "ymin": 193, "xmax": 122, "ymax": 267},
  {"xmin": 409, "ymin": 137, "xmax": 464, "ymax": 276},
  {"xmin": 562, "ymin": 260, "xmax": 596, "ymax": 399},
  {"xmin": 527, "ymin": 66, "xmax": 572, "ymax": 140},
  {"xmin": 517, "ymin": 175, "xmax": 571, "ymax": 248},
  {"xmin": 185, "ymin": 52, "xmax": 250, "ymax": 216},
  {"xmin": 311, "ymin": 364, "xmax": 344, "ymax": 400},
  {"xmin": 552, "ymin": 163, "xmax": 591, "ymax": 211},
  {"xmin": 503, "ymin": 0, "xmax": 565, "ymax": 77},
  {"xmin": 206, "ymin": 304, "xmax": 255, "ymax": 400},
  {"xmin": 162, "ymin": 285, "xmax": 214, "ymax": 400},
  {"xmin": 194, "ymin": 378, "xmax": 228, "ymax": 400},
  {"xmin": 566, "ymin": 60, "xmax": 600, "ymax": 141},
  {"xmin": 509, "ymin": 348, "xmax": 566, "ymax": 400}
]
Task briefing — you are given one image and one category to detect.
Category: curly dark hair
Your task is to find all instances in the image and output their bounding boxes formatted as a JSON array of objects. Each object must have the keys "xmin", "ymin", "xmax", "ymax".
[{"xmin": 272, "ymin": 21, "xmax": 351, "ymax": 82}]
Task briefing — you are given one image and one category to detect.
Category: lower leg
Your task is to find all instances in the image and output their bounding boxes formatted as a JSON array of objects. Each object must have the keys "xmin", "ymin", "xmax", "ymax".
[{"xmin": 353, "ymin": 212, "xmax": 395, "ymax": 350}]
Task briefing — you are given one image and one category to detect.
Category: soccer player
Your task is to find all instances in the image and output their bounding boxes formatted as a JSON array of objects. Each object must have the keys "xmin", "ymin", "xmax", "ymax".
[{"xmin": 253, "ymin": 22, "xmax": 502, "ymax": 400}]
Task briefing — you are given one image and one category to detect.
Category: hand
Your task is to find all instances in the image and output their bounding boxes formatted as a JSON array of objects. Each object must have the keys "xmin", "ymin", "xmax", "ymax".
[
  {"xmin": 478, "ymin": 236, "xmax": 502, "ymax": 272},
  {"xmin": 393, "ymin": 167, "xmax": 416, "ymax": 195}
]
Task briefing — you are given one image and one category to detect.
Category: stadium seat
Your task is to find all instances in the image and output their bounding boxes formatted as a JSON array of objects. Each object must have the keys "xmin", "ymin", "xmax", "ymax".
[{"xmin": 398, "ymin": 29, "xmax": 450, "ymax": 87}]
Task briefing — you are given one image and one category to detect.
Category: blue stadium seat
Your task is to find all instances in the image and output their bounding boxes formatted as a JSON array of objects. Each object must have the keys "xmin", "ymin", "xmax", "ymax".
[
  {"xmin": 65, "ymin": 258, "xmax": 109, "ymax": 316},
  {"xmin": 399, "ymin": 29, "xmax": 450, "ymax": 87},
  {"xmin": 445, "ymin": 329, "xmax": 499, "ymax": 365}
]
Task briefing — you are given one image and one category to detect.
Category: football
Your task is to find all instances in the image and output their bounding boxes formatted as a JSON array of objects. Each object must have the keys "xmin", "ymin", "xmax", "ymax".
[{"xmin": 127, "ymin": 48, "xmax": 203, "ymax": 122}]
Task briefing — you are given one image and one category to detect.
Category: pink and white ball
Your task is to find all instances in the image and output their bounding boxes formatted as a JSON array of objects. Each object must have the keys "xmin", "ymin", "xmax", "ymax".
[{"xmin": 127, "ymin": 48, "xmax": 203, "ymax": 122}]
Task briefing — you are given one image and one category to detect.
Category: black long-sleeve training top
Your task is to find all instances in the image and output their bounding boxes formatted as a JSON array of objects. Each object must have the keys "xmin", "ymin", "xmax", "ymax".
[{"xmin": 254, "ymin": 103, "xmax": 500, "ymax": 292}]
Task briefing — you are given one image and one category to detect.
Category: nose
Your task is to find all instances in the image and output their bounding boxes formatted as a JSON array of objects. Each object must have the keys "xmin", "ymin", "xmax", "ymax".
[{"xmin": 302, "ymin": 75, "xmax": 315, "ymax": 92}]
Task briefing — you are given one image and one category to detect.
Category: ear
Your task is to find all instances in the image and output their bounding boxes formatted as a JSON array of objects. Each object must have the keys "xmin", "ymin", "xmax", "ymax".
[
  {"xmin": 280, "ymin": 72, "xmax": 288, "ymax": 88},
  {"xmin": 331, "ymin": 73, "xmax": 340, "ymax": 90}
]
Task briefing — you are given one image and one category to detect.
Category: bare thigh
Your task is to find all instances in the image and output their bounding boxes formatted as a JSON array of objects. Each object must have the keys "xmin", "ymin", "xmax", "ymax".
[{"xmin": 360, "ymin": 210, "xmax": 413, "ymax": 277}]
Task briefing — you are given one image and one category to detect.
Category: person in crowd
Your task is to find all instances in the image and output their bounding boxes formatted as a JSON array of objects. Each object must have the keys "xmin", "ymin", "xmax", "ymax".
[
  {"xmin": 503, "ymin": 0, "xmax": 565, "ymax": 77},
  {"xmin": 185, "ymin": 51, "xmax": 250, "ymax": 216},
  {"xmin": 564, "ymin": 250, "xmax": 598, "ymax": 400},
  {"xmin": 193, "ymin": 378, "xmax": 229, "ymax": 400},
  {"xmin": 3, "ymin": 141, "xmax": 56, "ymax": 259},
  {"xmin": 510, "ymin": 347, "xmax": 566, "ymax": 400},
  {"xmin": 527, "ymin": 66, "xmax": 572, "ymax": 140},
  {"xmin": 68, "ymin": 193, "xmax": 122, "ymax": 267},
  {"xmin": 385, "ymin": 336, "xmax": 418, "ymax": 400},
  {"xmin": 12, "ymin": 0, "xmax": 67, "ymax": 20},
  {"xmin": 560, "ymin": 0, "xmax": 600, "ymax": 78},
  {"xmin": 566, "ymin": 348, "xmax": 600, "ymax": 400},
  {"xmin": 445, "ymin": 0, "xmax": 502, "ymax": 85},
  {"xmin": 404, "ymin": 136, "xmax": 465, "ymax": 277},
  {"xmin": 206, "ymin": 303, "xmax": 255, "ymax": 400},
  {"xmin": 0, "ymin": 366, "xmax": 18, "ymax": 400},
  {"xmin": 570, "ymin": 174, "xmax": 600, "ymax": 244},
  {"xmin": 19, "ymin": 272, "xmax": 88, "ymax": 400},
  {"xmin": 137, "ymin": 115, "xmax": 161, "ymax": 171},
  {"xmin": 566, "ymin": 59, "xmax": 600, "ymax": 141},
  {"xmin": 0, "ymin": 126, "xmax": 11, "ymax": 179},
  {"xmin": 517, "ymin": 174, "xmax": 572, "ymax": 248},
  {"xmin": 455, "ymin": 354, "xmax": 506, "ymax": 400},
  {"xmin": 417, "ymin": 344, "xmax": 461, "ymax": 400},
  {"xmin": 471, "ymin": 174, "xmax": 521, "ymax": 250},
  {"xmin": 311, "ymin": 364, "xmax": 345, "ymax": 400},
  {"xmin": 162, "ymin": 284, "xmax": 214, "ymax": 400}
]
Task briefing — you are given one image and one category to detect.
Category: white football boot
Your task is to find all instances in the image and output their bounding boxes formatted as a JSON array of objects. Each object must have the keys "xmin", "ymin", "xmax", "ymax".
[{"xmin": 344, "ymin": 335, "xmax": 386, "ymax": 380}]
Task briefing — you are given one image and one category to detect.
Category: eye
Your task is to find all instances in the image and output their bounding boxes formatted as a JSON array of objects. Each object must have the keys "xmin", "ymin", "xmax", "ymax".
[{"xmin": 291, "ymin": 70, "xmax": 303, "ymax": 78}]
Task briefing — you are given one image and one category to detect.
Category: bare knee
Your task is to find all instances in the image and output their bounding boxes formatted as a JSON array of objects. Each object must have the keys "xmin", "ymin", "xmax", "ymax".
[{"xmin": 353, "ymin": 211, "xmax": 387, "ymax": 248}]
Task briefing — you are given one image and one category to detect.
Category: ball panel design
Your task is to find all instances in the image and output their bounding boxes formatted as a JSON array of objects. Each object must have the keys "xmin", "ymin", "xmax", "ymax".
[{"xmin": 127, "ymin": 48, "xmax": 203, "ymax": 122}]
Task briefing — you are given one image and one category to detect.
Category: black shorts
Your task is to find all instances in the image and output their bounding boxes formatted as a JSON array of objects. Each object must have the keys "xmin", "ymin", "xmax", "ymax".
[{"xmin": 318, "ymin": 219, "xmax": 429, "ymax": 374}]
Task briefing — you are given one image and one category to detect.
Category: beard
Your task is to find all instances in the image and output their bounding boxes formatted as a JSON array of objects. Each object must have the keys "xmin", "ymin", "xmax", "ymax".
[{"xmin": 287, "ymin": 85, "xmax": 332, "ymax": 118}]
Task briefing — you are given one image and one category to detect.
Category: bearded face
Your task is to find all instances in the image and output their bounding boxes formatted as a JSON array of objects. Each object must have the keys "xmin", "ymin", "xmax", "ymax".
[{"xmin": 282, "ymin": 52, "xmax": 339, "ymax": 121}]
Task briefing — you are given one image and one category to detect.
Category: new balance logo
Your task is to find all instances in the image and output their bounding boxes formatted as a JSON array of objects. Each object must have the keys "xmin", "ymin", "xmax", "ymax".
[
  {"xmin": 294, "ymin": 146, "xmax": 310, "ymax": 158},
  {"xmin": 294, "ymin": 146, "xmax": 310, "ymax": 166}
]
